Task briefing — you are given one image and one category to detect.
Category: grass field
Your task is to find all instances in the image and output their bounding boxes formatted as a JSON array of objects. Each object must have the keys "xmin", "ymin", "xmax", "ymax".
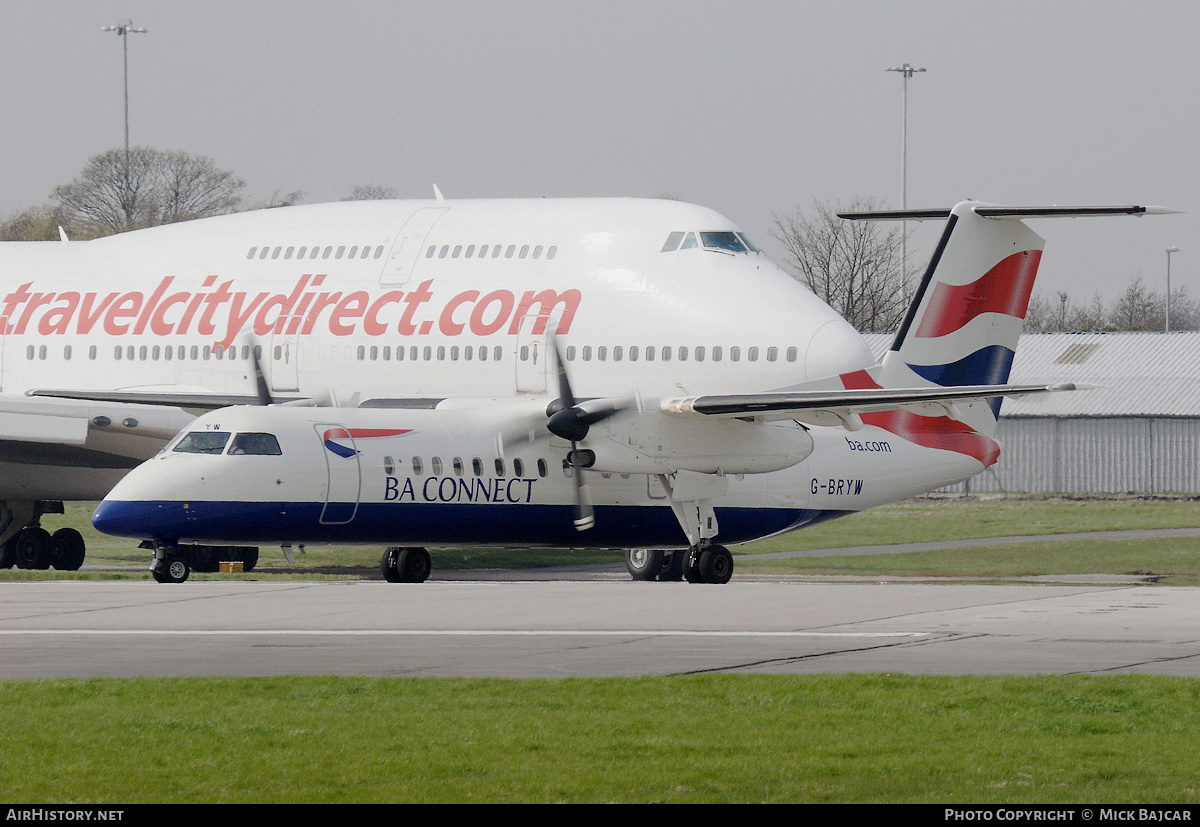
[{"xmin": 3, "ymin": 674, "xmax": 1199, "ymax": 804}]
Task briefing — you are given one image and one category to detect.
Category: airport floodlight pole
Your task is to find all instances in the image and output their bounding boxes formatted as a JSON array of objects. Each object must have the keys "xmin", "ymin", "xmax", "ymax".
[
  {"xmin": 885, "ymin": 63, "xmax": 925, "ymax": 305},
  {"xmin": 101, "ymin": 21, "xmax": 148, "ymax": 160},
  {"xmin": 1166, "ymin": 246, "xmax": 1180, "ymax": 332}
]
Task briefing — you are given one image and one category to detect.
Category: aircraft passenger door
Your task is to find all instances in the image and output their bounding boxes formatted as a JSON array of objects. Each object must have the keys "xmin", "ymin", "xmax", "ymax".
[
  {"xmin": 315, "ymin": 424, "xmax": 361, "ymax": 525},
  {"xmin": 380, "ymin": 207, "xmax": 450, "ymax": 286},
  {"xmin": 514, "ymin": 309, "xmax": 562, "ymax": 394},
  {"xmin": 270, "ymin": 331, "xmax": 300, "ymax": 393}
]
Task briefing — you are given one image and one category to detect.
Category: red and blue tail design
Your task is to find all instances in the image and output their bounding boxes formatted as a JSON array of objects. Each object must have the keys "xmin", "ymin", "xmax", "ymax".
[
  {"xmin": 825, "ymin": 201, "xmax": 1166, "ymax": 460},
  {"xmin": 874, "ymin": 202, "xmax": 1047, "ymax": 437}
]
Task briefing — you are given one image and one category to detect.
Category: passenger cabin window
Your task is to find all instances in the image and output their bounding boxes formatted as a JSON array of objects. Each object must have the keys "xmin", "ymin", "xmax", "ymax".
[
  {"xmin": 228, "ymin": 433, "xmax": 283, "ymax": 456},
  {"xmin": 173, "ymin": 432, "xmax": 231, "ymax": 455}
]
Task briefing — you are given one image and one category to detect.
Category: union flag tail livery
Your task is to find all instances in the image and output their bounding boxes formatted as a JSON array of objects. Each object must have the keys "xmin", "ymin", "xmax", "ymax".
[
  {"xmin": 884, "ymin": 202, "xmax": 1044, "ymax": 436},
  {"xmin": 840, "ymin": 203, "xmax": 1170, "ymax": 439}
]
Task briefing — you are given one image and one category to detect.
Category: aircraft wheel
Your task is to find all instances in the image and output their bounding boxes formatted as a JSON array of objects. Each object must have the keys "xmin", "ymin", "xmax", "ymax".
[
  {"xmin": 0, "ymin": 536, "xmax": 17, "ymax": 569},
  {"xmin": 625, "ymin": 549, "xmax": 665, "ymax": 581},
  {"xmin": 698, "ymin": 545, "xmax": 734, "ymax": 585},
  {"xmin": 657, "ymin": 549, "xmax": 684, "ymax": 582},
  {"xmin": 238, "ymin": 547, "xmax": 259, "ymax": 572},
  {"xmin": 381, "ymin": 547, "xmax": 402, "ymax": 583},
  {"xmin": 397, "ymin": 547, "xmax": 431, "ymax": 583},
  {"xmin": 14, "ymin": 527, "xmax": 51, "ymax": 570},
  {"xmin": 154, "ymin": 555, "xmax": 190, "ymax": 584},
  {"xmin": 49, "ymin": 528, "xmax": 86, "ymax": 571},
  {"xmin": 188, "ymin": 546, "xmax": 220, "ymax": 573}
]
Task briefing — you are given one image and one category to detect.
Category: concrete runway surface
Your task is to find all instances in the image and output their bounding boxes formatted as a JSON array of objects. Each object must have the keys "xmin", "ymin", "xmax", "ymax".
[{"xmin": 3, "ymin": 578, "xmax": 1199, "ymax": 679}]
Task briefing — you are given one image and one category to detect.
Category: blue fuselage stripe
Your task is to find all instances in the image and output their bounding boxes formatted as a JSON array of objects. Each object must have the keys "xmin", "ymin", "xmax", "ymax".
[{"xmin": 92, "ymin": 499, "xmax": 846, "ymax": 548}]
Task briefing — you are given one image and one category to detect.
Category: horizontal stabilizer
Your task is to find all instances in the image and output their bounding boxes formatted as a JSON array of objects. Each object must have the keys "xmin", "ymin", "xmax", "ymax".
[
  {"xmin": 839, "ymin": 205, "xmax": 1178, "ymax": 222},
  {"xmin": 662, "ymin": 382, "xmax": 1085, "ymax": 422}
]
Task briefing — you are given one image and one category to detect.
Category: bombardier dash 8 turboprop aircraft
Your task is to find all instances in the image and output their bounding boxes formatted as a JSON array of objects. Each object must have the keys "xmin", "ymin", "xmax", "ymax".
[{"xmin": 86, "ymin": 199, "xmax": 1168, "ymax": 583}]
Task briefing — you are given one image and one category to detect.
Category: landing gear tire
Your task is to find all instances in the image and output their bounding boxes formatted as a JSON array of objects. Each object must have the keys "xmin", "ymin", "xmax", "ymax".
[
  {"xmin": 381, "ymin": 547, "xmax": 402, "ymax": 583},
  {"xmin": 658, "ymin": 549, "xmax": 684, "ymax": 582},
  {"xmin": 14, "ymin": 526, "xmax": 51, "ymax": 570},
  {"xmin": 698, "ymin": 544, "xmax": 734, "ymax": 585},
  {"xmin": 188, "ymin": 546, "xmax": 220, "ymax": 573},
  {"xmin": 397, "ymin": 547, "xmax": 431, "ymax": 583},
  {"xmin": 49, "ymin": 528, "xmax": 86, "ymax": 571},
  {"xmin": 0, "ymin": 536, "xmax": 17, "ymax": 569},
  {"xmin": 382, "ymin": 547, "xmax": 431, "ymax": 583},
  {"xmin": 237, "ymin": 547, "xmax": 259, "ymax": 572},
  {"xmin": 625, "ymin": 549, "xmax": 665, "ymax": 581},
  {"xmin": 682, "ymin": 544, "xmax": 733, "ymax": 584},
  {"xmin": 153, "ymin": 555, "xmax": 190, "ymax": 584}
]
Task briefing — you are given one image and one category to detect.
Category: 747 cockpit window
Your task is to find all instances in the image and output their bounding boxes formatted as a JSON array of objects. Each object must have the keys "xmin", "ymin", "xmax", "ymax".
[
  {"xmin": 173, "ymin": 431, "xmax": 231, "ymax": 455},
  {"xmin": 662, "ymin": 231, "xmax": 760, "ymax": 254},
  {"xmin": 228, "ymin": 433, "xmax": 283, "ymax": 456},
  {"xmin": 700, "ymin": 231, "xmax": 748, "ymax": 253}
]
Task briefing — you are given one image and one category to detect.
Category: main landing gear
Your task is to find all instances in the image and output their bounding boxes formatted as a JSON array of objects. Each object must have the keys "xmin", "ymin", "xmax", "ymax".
[
  {"xmin": 0, "ymin": 526, "xmax": 87, "ymax": 571},
  {"xmin": 0, "ymin": 501, "xmax": 86, "ymax": 572},
  {"xmin": 381, "ymin": 546, "xmax": 432, "ymax": 583},
  {"xmin": 625, "ymin": 543, "xmax": 734, "ymax": 584}
]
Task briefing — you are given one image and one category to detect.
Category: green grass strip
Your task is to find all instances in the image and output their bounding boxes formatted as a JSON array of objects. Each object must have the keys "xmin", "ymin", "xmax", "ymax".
[{"xmin": 2, "ymin": 674, "xmax": 1199, "ymax": 803}]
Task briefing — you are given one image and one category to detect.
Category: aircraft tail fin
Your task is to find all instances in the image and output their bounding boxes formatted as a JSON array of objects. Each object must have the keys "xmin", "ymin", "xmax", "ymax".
[{"xmin": 840, "ymin": 201, "xmax": 1170, "ymax": 436}]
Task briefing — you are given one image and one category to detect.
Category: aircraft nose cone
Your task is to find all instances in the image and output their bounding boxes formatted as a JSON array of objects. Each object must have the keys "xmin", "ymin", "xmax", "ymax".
[{"xmin": 92, "ymin": 499, "xmax": 182, "ymax": 541}]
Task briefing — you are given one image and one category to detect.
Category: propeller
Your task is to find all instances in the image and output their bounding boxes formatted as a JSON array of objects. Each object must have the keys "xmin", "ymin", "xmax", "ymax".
[
  {"xmin": 501, "ymin": 338, "xmax": 634, "ymax": 531},
  {"xmin": 546, "ymin": 339, "xmax": 597, "ymax": 530}
]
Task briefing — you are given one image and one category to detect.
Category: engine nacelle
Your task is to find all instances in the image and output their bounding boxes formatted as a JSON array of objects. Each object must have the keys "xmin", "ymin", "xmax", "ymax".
[{"xmin": 581, "ymin": 412, "xmax": 813, "ymax": 475}]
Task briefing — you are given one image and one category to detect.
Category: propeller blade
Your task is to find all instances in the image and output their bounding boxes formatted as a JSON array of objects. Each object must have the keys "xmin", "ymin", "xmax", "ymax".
[
  {"xmin": 248, "ymin": 339, "xmax": 274, "ymax": 406},
  {"xmin": 572, "ymin": 458, "xmax": 595, "ymax": 531},
  {"xmin": 551, "ymin": 337, "xmax": 575, "ymax": 408}
]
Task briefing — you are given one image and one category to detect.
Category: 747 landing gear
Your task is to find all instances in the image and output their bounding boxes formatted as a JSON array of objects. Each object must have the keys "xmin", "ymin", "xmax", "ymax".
[{"xmin": 381, "ymin": 547, "xmax": 432, "ymax": 583}]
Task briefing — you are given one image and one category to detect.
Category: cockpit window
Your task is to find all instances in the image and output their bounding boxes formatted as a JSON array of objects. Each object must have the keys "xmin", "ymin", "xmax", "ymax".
[
  {"xmin": 661, "ymin": 231, "xmax": 684, "ymax": 252},
  {"xmin": 228, "ymin": 433, "xmax": 283, "ymax": 456},
  {"xmin": 173, "ymin": 431, "xmax": 231, "ymax": 455},
  {"xmin": 700, "ymin": 231, "xmax": 747, "ymax": 253},
  {"xmin": 663, "ymin": 230, "xmax": 759, "ymax": 254},
  {"xmin": 736, "ymin": 232, "xmax": 761, "ymax": 253}
]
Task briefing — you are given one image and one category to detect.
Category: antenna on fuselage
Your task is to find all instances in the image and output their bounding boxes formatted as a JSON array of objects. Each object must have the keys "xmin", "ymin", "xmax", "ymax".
[{"xmin": 433, "ymin": 184, "xmax": 445, "ymax": 201}]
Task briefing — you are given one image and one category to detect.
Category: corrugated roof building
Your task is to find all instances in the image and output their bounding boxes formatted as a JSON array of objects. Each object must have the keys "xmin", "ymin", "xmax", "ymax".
[{"xmin": 860, "ymin": 332, "xmax": 1200, "ymax": 493}]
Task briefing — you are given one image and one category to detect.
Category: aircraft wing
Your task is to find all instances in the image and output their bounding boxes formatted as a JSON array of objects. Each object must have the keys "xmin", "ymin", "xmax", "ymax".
[
  {"xmin": 27, "ymin": 388, "xmax": 307, "ymax": 410},
  {"xmin": 661, "ymin": 382, "xmax": 1085, "ymax": 428},
  {"xmin": 0, "ymin": 394, "xmax": 196, "ymax": 445}
]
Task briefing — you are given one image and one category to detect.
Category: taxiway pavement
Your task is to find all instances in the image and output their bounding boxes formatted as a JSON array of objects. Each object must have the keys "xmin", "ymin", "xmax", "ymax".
[{"xmin": 3, "ymin": 578, "xmax": 1198, "ymax": 679}]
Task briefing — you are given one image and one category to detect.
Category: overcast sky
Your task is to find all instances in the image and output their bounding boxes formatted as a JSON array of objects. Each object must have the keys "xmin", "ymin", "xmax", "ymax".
[{"xmin": 2, "ymin": 1, "xmax": 1195, "ymax": 306}]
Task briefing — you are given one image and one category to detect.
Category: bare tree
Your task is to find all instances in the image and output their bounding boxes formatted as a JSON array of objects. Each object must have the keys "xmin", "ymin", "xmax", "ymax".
[
  {"xmin": 342, "ymin": 184, "xmax": 397, "ymax": 201},
  {"xmin": 0, "ymin": 205, "xmax": 72, "ymax": 241},
  {"xmin": 770, "ymin": 197, "xmax": 910, "ymax": 332},
  {"xmin": 1108, "ymin": 274, "xmax": 1162, "ymax": 331},
  {"xmin": 252, "ymin": 189, "xmax": 307, "ymax": 210},
  {"xmin": 51, "ymin": 147, "xmax": 245, "ymax": 237}
]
